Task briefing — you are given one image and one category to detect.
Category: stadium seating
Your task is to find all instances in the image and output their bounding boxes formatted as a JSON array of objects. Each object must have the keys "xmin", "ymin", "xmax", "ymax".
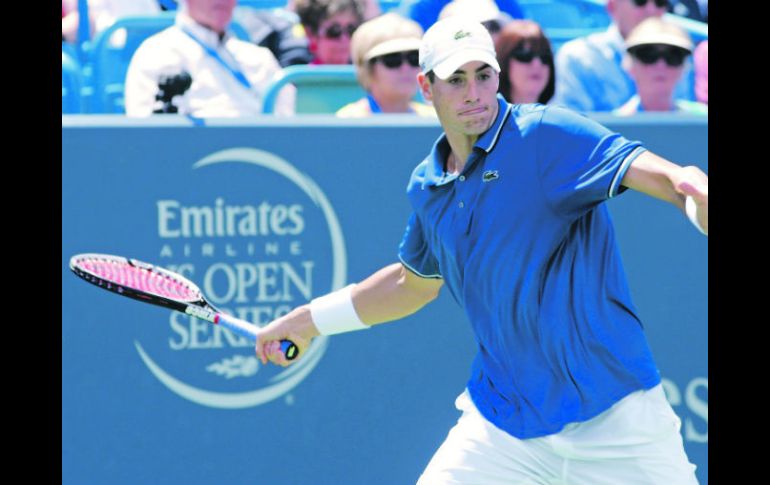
[
  {"xmin": 83, "ymin": 12, "xmax": 251, "ymax": 114},
  {"xmin": 61, "ymin": 0, "xmax": 707, "ymax": 116},
  {"xmin": 262, "ymin": 65, "xmax": 365, "ymax": 114},
  {"xmin": 84, "ymin": 12, "xmax": 177, "ymax": 113},
  {"xmin": 519, "ymin": 0, "xmax": 610, "ymax": 29},
  {"xmin": 62, "ymin": 51, "xmax": 84, "ymax": 114}
]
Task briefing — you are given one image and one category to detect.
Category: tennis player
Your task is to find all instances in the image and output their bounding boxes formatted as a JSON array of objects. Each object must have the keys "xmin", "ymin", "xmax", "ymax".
[{"xmin": 255, "ymin": 16, "xmax": 706, "ymax": 484}]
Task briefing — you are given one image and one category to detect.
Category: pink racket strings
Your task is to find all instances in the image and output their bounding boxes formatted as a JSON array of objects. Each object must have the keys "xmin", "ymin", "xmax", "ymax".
[{"xmin": 75, "ymin": 256, "xmax": 199, "ymax": 302}]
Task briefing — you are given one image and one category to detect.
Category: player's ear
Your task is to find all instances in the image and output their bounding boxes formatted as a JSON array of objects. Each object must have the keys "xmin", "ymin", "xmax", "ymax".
[{"xmin": 417, "ymin": 72, "xmax": 433, "ymax": 102}]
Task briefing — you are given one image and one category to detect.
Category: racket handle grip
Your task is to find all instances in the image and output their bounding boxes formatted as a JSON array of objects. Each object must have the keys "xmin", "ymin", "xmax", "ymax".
[
  {"xmin": 215, "ymin": 313, "xmax": 298, "ymax": 361},
  {"xmin": 280, "ymin": 340, "xmax": 299, "ymax": 361}
]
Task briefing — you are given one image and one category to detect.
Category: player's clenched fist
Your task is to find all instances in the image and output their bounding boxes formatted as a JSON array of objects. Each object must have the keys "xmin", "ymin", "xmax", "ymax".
[{"xmin": 255, "ymin": 306, "xmax": 318, "ymax": 367}]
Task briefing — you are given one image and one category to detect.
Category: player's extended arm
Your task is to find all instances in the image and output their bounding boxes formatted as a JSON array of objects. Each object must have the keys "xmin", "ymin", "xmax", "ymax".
[
  {"xmin": 620, "ymin": 150, "xmax": 708, "ymax": 235},
  {"xmin": 255, "ymin": 263, "xmax": 444, "ymax": 366}
]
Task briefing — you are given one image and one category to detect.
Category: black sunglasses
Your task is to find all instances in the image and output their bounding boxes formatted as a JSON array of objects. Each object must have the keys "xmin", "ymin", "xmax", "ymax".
[
  {"xmin": 322, "ymin": 23, "xmax": 358, "ymax": 39},
  {"xmin": 510, "ymin": 49, "xmax": 552, "ymax": 65},
  {"xmin": 630, "ymin": 0, "xmax": 669, "ymax": 8},
  {"xmin": 372, "ymin": 50, "xmax": 420, "ymax": 69},
  {"xmin": 629, "ymin": 45, "xmax": 689, "ymax": 66}
]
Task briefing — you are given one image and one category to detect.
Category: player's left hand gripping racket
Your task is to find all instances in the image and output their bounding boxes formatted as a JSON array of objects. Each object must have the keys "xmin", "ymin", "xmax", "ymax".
[{"xmin": 69, "ymin": 253, "xmax": 298, "ymax": 361}]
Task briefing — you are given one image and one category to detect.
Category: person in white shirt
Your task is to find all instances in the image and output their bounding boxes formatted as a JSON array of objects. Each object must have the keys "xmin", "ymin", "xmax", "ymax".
[{"xmin": 124, "ymin": 0, "xmax": 295, "ymax": 117}]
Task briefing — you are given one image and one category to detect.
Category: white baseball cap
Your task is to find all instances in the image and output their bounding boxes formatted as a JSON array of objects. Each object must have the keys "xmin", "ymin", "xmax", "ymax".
[{"xmin": 419, "ymin": 16, "xmax": 501, "ymax": 80}]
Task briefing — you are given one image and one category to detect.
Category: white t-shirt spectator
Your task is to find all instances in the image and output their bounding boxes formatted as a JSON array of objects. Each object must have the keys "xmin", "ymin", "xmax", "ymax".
[{"xmin": 125, "ymin": 12, "xmax": 295, "ymax": 117}]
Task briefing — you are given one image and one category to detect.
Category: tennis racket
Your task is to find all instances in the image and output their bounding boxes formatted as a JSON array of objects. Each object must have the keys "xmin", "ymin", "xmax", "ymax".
[{"xmin": 69, "ymin": 253, "xmax": 298, "ymax": 360}]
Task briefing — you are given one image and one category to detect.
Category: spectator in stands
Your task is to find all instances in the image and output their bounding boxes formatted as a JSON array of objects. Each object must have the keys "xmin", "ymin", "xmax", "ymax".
[
  {"xmin": 494, "ymin": 20, "xmax": 555, "ymax": 105},
  {"xmin": 233, "ymin": 4, "xmax": 314, "ymax": 67},
  {"xmin": 693, "ymin": 40, "xmax": 707, "ymax": 104},
  {"xmin": 293, "ymin": 0, "xmax": 366, "ymax": 65},
  {"xmin": 354, "ymin": 0, "xmax": 381, "ymax": 20},
  {"xmin": 615, "ymin": 17, "xmax": 706, "ymax": 115},
  {"xmin": 336, "ymin": 13, "xmax": 435, "ymax": 117},
  {"xmin": 288, "ymin": 0, "xmax": 379, "ymax": 20},
  {"xmin": 124, "ymin": 0, "xmax": 295, "ymax": 117},
  {"xmin": 234, "ymin": 0, "xmax": 378, "ymax": 67},
  {"xmin": 397, "ymin": 0, "xmax": 524, "ymax": 33},
  {"xmin": 438, "ymin": 0, "xmax": 513, "ymax": 45},
  {"xmin": 553, "ymin": 0, "xmax": 695, "ymax": 113}
]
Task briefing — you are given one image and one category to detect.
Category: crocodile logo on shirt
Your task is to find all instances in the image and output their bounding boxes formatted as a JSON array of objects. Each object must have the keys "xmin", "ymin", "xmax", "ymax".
[{"xmin": 482, "ymin": 170, "xmax": 499, "ymax": 182}]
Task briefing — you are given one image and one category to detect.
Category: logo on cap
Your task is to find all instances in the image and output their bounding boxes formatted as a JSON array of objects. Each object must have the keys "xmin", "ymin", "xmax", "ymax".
[{"xmin": 454, "ymin": 30, "xmax": 471, "ymax": 40}]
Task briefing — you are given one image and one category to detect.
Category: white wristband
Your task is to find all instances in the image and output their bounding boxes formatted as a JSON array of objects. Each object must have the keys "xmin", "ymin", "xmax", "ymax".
[
  {"xmin": 309, "ymin": 284, "xmax": 368, "ymax": 335},
  {"xmin": 685, "ymin": 196, "xmax": 707, "ymax": 235}
]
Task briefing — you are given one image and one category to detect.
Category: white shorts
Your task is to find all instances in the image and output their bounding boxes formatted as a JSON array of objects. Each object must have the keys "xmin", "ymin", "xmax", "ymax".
[{"xmin": 417, "ymin": 385, "xmax": 698, "ymax": 485}]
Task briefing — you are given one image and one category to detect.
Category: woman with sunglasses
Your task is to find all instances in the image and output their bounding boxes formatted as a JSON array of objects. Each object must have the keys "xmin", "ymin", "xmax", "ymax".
[
  {"xmin": 336, "ymin": 13, "xmax": 436, "ymax": 117},
  {"xmin": 294, "ymin": 0, "xmax": 366, "ymax": 65},
  {"xmin": 616, "ymin": 17, "xmax": 707, "ymax": 115},
  {"xmin": 554, "ymin": 0, "xmax": 696, "ymax": 113},
  {"xmin": 494, "ymin": 20, "xmax": 555, "ymax": 105}
]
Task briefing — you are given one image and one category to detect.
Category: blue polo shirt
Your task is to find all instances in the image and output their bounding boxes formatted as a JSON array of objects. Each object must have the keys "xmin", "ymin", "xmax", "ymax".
[{"xmin": 398, "ymin": 95, "xmax": 661, "ymax": 439}]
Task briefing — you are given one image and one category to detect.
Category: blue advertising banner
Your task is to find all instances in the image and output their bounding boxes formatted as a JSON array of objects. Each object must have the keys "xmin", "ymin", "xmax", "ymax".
[{"xmin": 62, "ymin": 114, "xmax": 707, "ymax": 485}]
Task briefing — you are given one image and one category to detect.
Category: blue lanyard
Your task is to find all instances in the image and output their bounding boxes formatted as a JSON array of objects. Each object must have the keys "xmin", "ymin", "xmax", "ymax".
[
  {"xmin": 180, "ymin": 27, "xmax": 252, "ymax": 90},
  {"xmin": 366, "ymin": 94, "xmax": 382, "ymax": 113}
]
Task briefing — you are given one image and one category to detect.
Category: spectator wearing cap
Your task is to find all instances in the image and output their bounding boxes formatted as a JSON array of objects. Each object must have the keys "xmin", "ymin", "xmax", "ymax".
[
  {"xmin": 438, "ymin": 0, "xmax": 513, "ymax": 45},
  {"xmin": 336, "ymin": 13, "xmax": 435, "ymax": 117},
  {"xmin": 693, "ymin": 40, "xmax": 707, "ymax": 104},
  {"xmin": 615, "ymin": 17, "xmax": 706, "ymax": 115},
  {"xmin": 553, "ymin": 0, "xmax": 695, "ymax": 113},
  {"xmin": 293, "ymin": 0, "xmax": 365, "ymax": 65},
  {"xmin": 494, "ymin": 20, "xmax": 555, "ymax": 105}
]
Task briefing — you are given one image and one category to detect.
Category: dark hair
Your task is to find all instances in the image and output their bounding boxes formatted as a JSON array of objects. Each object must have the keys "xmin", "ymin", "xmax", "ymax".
[
  {"xmin": 494, "ymin": 20, "xmax": 555, "ymax": 104},
  {"xmin": 294, "ymin": 0, "xmax": 365, "ymax": 34},
  {"xmin": 426, "ymin": 71, "xmax": 435, "ymax": 83}
]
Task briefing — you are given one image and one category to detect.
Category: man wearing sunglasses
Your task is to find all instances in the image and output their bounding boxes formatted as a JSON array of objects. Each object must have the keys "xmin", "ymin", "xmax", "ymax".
[
  {"xmin": 256, "ymin": 16, "xmax": 705, "ymax": 485},
  {"xmin": 616, "ymin": 17, "xmax": 707, "ymax": 115},
  {"xmin": 553, "ymin": 0, "xmax": 695, "ymax": 113}
]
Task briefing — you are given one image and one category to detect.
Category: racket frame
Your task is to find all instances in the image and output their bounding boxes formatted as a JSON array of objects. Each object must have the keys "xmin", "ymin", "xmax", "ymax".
[{"xmin": 69, "ymin": 253, "xmax": 297, "ymax": 359}]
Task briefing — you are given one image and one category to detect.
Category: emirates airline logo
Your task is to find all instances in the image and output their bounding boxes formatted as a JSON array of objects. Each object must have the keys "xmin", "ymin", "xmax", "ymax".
[{"xmin": 136, "ymin": 147, "xmax": 347, "ymax": 409}]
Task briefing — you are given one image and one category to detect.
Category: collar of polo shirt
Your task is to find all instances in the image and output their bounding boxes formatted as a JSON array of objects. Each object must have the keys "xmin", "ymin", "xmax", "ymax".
[{"xmin": 422, "ymin": 94, "xmax": 513, "ymax": 188}]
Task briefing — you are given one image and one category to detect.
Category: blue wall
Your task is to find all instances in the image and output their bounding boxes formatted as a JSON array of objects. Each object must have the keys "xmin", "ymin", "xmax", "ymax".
[{"xmin": 62, "ymin": 114, "xmax": 707, "ymax": 484}]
